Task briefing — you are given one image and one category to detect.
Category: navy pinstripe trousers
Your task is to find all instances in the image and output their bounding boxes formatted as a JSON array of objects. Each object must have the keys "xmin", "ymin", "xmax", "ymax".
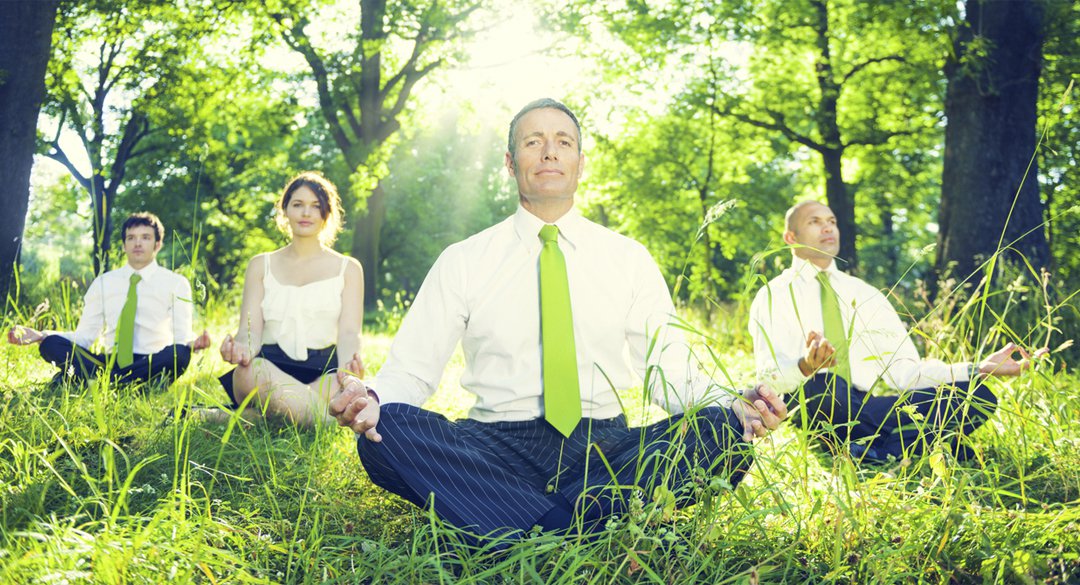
[
  {"xmin": 356, "ymin": 403, "xmax": 753, "ymax": 539},
  {"xmin": 792, "ymin": 372, "xmax": 997, "ymax": 460}
]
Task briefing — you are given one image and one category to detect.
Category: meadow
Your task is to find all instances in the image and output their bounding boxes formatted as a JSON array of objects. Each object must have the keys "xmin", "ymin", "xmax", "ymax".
[{"xmin": 1, "ymin": 295, "xmax": 1078, "ymax": 584}]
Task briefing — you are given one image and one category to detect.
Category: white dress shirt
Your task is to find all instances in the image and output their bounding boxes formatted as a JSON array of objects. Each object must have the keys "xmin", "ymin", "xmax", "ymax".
[
  {"xmin": 374, "ymin": 206, "xmax": 734, "ymax": 422},
  {"xmin": 749, "ymin": 255, "xmax": 972, "ymax": 395},
  {"xmin": 60, "ymin": 260, "xmax": 195, "ymax": 355}
]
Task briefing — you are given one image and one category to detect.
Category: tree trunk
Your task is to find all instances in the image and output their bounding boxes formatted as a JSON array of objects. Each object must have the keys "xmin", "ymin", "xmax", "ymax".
[
  {"xmin": 821, "ymin": 147, "xmax": 856, "ymax": 271},
  {"xmin": 937, "ymin": 0, "xmax": 1048, "ymax": 283},
  {"xmin": 350, "ymin": 182, "xmax": 387, "ymax": 305},
  {"xmin": 811, "ymin": 0, "xmax": 856, "ymax": 273},
  {"xmin": 90, "ymin": 175, "xmax": 116, "ymax": 275},
  {"xmin": 0, "ymin": 0, "xmax": 58, "ymax": 302},
  {"xmin": 879, "ymin": 200, "xmax": 897, "ymax": 278}
]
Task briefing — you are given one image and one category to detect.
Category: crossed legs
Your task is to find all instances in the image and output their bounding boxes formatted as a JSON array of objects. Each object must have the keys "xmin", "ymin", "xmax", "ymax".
[
  {"xmin": 39, "ymin": 334, "xmax": 191, "ymax": 388},
  {"xmin": 230, "ymin": 358, "xmax": 341, "ymax": 426},
  {"xmin": 790, "ymin": 373, "xmax": 998, "ymax": 460},
  {"xmin": 355, "ymin": 404, "xmax": 753, "ymax": 540}
]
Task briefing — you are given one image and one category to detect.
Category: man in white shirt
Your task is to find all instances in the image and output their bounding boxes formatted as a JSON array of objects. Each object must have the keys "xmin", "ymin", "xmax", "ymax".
[
  {"xmin": 329, "ymin": 99, "xmax": 787, "ymax": 541},
  {"xmin": 8, "ymin": 212, "xmax": 211, "ymax": 388},
  {"xmin": 749, "ymin": 201, "xmax": 1046, "ymax": 461}
]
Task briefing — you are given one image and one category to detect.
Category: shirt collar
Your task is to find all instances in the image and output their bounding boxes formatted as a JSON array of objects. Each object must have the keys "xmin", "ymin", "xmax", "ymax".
[
  {"xmin": 123, "ymin": 260, "xmax": 161, "ymax": 279},
  {"xmin": 790, "ymin": 254, "xmax": 838, "ymax": 281},
  {"xmin": 513, "ymin": 205, "xmax": 583, "ymax": 253}
]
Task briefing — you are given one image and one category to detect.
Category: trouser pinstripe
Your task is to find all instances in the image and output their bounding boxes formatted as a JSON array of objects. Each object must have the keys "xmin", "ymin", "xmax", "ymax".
[
  {"xmin": 356, "ymin": 403, "xmax": 753, "ymax": 539},
  {"xmin": 791, "ymin": 373, "xmax": 997, "ymax": 460}
]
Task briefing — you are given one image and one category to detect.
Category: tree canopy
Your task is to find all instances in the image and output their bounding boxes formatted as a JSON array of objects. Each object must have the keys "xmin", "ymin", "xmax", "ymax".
[{"xmin": 7, "ymin": 0, "xmax": 1078, "ymax": 359}]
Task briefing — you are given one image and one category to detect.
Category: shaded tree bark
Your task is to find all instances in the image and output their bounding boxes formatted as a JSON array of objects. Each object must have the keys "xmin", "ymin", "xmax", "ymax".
[
  {"xmin": 878, "ymin": 199, "xmax": 898, "ymax": 278},
  {"xmin": 937, "ymin": 0, "xmax": 1049, "ymax": 283},
  {"xmin": 0, "ymin": 0, "xmax": 59, "ymax": 302}
]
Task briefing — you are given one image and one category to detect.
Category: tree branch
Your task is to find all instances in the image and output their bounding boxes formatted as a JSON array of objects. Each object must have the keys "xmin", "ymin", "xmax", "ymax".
[
  {"xmin": 381, "ymin": 0, "xmax": 482, "ymax": 131},
  {"xmin": 57, "ymin": 95, "xmax": 93, "ymax": 160},
  {"xmin": 841, "ymin": 55, "xmax": 906, "ymax": 86},
  {"xmin": 127, "ymin": 142, "xmax": 165, "ymax": 160},
  {"xmin": 714, "ymin": 104, "xmax": 826, "ymax": 152},
  {"xmin": 380, "ymin": 36, "xmax": 426, "ymax": 106},
  {"xmin": 100, "ymin": 38, "xmax": 126, "ymax": 95},
  {"xmin": 108, "ymin": 110, "xmax": 149, "ymax": 191},
  {"xmin": 275, "ymin": 14, "xmax": 355, "ymax": 155},
  {"xmin": 843, "ymin": 128, "xmax": 917, "ymax": 148},
  {"xmin": 385, "ymin": 57, "xmax": 441, "ymax": 127},
  {"xmin": 44, "ymin": 143, "xmax": 91, "ymax": 192},
  {"xmin": 124, "ymin": 123, "xmax": 165, "ymax": 160}
]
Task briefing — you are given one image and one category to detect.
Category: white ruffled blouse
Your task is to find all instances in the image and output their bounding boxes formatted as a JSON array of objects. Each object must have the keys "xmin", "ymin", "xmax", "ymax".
[{"xmin": 261, "ymin": 254, "xmax": 347, "ymax": 361}]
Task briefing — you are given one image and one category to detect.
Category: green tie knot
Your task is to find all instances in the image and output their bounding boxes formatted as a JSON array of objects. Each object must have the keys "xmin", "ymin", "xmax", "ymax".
[
  {"xmin": 131, "ymin": 273, "xmax": 143, "ymax": 286},
  {"xmin": 539, "ymin": 224, "xmax": 559, "ymax": 244}
]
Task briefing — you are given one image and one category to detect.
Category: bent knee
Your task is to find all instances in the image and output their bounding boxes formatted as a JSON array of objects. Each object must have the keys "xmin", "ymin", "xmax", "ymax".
[
  {"xmin": 172, "ymin": 344, "xmax": 192, "ymax": 367},
  {"xmin": 368, "ymin": 403, "xmax": 425, "ymax": 439},
  {"xmin": 231, "ymin": 363, "xmax": 260, "ymax": 402},
  {"xmin": 695, "ymin": 405, "xmax": 743, "ymax": 434},
  {"xmin": 687, "ymin": 412, "xmax": 755, "ymax": 486},
  {"xmin": 38, "ymin": 335, "xmax": 72, "ymax": 363},
  {"xmin": 970, "ymin": 384, "xmax": 998, "ymax": 415}
]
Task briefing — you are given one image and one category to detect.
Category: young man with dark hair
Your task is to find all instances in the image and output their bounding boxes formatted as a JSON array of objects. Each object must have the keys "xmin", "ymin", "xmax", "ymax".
[{"xmin": 9, "ymin": 212, "xmax": 211, "ymax": 387}]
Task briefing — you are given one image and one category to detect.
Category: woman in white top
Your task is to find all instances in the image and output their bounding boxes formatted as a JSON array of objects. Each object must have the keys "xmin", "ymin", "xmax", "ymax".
[{"xmin": 218, "ymin": 171, "xmax": 364, "ymax": 426}]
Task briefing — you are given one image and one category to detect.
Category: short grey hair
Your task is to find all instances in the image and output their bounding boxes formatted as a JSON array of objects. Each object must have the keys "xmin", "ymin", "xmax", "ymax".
[{"xmin": 507, "ymin": 98, "xmax": 582, "ymax": 160}]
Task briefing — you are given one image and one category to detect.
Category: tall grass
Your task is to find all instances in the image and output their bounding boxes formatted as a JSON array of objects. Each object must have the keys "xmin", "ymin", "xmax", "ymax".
[{"xmin": 1, "ymin": 273, "xmax": 1078, "ymax": 583}]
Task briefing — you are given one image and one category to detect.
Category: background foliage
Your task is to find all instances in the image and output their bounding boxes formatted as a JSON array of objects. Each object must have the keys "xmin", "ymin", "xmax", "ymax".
[{"xmin": 15, "ymin": 0, "xmax": 1077, "ymax": 327}]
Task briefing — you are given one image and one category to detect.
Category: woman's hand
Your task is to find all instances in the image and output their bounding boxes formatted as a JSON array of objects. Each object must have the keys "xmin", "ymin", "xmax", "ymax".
[{"xmin": 219, "ymin": 334, "xmax": 251, "ymax": 366}]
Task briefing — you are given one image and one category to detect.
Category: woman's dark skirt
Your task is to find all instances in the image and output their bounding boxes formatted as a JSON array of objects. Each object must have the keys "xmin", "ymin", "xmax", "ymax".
[{"xmin": 218, "ymin": 343, "xmax": 338, "ymax": 408}]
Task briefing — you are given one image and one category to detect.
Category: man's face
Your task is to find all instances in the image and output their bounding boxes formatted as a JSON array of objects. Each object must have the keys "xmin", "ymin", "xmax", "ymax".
[
  {"xmin": 784, "ymin": 202, "xmax": 839, "ymax": 263},
  {"xmin": 123, "ymin": 225, "xmax": 161, "ymax": 270},
  {"xmin": 504, "ymin": 107, "xmax": 584, "ymax": 205}
]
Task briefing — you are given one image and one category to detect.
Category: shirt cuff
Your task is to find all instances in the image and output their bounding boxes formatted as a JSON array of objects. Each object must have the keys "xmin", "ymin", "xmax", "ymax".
[{"xmin": 961, "ymin": 361, "xmax": 978, "ymax": 382}]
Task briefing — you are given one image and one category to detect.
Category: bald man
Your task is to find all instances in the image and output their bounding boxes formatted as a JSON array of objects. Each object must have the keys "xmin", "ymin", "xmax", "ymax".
[{"xmin": 748, "ymin": 201, "xmax": 1046, "ymax": 462}]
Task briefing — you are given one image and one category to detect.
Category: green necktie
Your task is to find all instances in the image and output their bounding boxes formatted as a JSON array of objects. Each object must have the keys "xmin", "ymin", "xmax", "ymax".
[
  {"xmin": 539, "ymin": 225, "xmax": 581, "ymax": 437},
  {"xmin": 116, "ymin": 272, "xmax": 142, "ymax": 368},
  {"xmin": 816, "ymin": 270, "xmax": 850, "ymax": 382}
]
